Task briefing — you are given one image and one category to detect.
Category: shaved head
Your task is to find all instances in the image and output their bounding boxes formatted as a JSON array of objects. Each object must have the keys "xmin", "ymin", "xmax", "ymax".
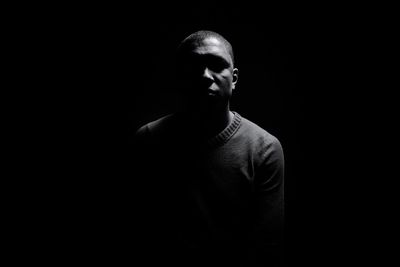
[
  {"xmin": 177, "ymin": 30, "xmax": 235, "ymax": 66},
  {"xmin": 174, "ymin": 30, "xmax": 239, "ymax": 116}
]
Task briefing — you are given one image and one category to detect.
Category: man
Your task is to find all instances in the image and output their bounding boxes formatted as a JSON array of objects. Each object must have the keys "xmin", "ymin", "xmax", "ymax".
[{"xmin": 133, "ymin": 30, "xmax": 284, "ymax": 266}]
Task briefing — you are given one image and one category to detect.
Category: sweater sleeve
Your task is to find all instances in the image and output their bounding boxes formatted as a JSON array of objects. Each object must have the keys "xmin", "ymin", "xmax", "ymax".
[
  {"xmin": 246, "ymin": 136, "xmax": 285, "ymax": 266},
  {"xmin": 134, "ymin": 124, "xmax": 153, "ymax": 152},
  {"xmin": 131, "ymin": 125, "xmax": 154, "ymax": 186},
  {"xmin": 257, "ymin": 136, "xmax": 284, "ymax": 236}
]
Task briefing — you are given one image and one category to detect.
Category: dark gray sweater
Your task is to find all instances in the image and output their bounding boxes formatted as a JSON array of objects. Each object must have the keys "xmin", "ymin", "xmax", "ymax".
[{"xmin": 134, "ymin": 111, "xmax": 284, "ymax": 266}]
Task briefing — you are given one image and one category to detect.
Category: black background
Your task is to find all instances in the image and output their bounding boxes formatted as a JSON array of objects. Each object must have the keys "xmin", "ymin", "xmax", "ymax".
[
  {"xmin": 125, "ymin": 7, "xmax": 332, "ymax": 266},
  {"xmin": 128, "ymin": 10, "xmax": 304, "ymax": 266},
  {"xmin": 12, "ymin": 3, "xmax": 392, "ymax": 266}
]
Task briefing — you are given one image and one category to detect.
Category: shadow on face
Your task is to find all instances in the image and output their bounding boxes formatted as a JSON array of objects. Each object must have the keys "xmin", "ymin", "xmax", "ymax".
[{"xmin": 175, "ymin": 37, "xmax": 238, "ymax": 114}]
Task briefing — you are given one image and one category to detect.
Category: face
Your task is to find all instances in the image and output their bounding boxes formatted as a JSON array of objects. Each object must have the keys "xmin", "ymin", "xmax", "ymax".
[{"xmin": 176, "ymin": 37, "xmax": 238, "ymax": 113}]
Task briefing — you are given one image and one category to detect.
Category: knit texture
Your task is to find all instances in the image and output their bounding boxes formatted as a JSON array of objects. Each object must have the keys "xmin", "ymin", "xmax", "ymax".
[{"xmin": 134, "ymin": 111, "xmax": 284, "ymax": 266}]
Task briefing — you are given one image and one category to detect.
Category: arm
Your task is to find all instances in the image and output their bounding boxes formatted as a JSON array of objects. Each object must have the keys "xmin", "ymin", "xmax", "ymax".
[{"xmin": 246, "ymin": 137, "xmax": 285, "ymax": 266}]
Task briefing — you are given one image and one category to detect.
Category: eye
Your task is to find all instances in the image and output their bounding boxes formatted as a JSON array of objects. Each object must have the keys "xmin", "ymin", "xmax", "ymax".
[
  {"xmin": 180, "ymin": 57, "xmax": 203, "ymax": 72},
  {"xmin": 207, "ymin": 57, "xmax": 229, "ymax": 72}
]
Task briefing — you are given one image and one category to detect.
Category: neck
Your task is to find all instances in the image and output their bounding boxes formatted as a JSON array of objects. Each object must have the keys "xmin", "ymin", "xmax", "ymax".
[
  {"xmin": 197, "ymin": 106, "xmax": 234, "ymax": 138},
  {"xmin": 176, "ymin": 102, "xmax": 234, "ymax": 138}
]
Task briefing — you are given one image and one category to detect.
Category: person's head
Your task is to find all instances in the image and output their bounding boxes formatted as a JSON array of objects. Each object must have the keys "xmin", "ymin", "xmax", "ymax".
[{"xmin": 175, "ymin": 30, "xmax": 239, "ymax": 114}]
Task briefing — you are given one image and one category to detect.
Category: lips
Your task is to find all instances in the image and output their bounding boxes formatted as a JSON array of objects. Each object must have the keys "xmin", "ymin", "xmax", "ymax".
[
  {"xmin": 189, "ymin": 85, "xmax": 218, "ymax": 99},
  {"xmin": 206, "ymin": 89, "xmax": 217, "ymax": 96}
]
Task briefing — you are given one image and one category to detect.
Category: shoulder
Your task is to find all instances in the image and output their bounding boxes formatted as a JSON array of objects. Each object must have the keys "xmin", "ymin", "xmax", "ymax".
[
  {"xmin": 135, "ymin": 113, "xmax": 176, "ymax": 139},
  {"xmin": 238, "ymin": 115, "xmax": 281, "ymax": 148},
  {"xmin": 234, "ymin": 114, "xmax": 284, "ymax": 164}
]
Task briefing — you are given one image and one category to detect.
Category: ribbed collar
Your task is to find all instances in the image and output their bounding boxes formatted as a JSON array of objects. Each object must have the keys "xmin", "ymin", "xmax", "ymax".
[{"xmin": 206, "ymin": 111, "xmax": 242, "ymax": 148}]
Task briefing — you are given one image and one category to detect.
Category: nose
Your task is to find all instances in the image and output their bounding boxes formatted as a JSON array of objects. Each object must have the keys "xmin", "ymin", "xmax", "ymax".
[{"xmin": 202, "ymin": 67, "xmax": 213, "ymax": 80}]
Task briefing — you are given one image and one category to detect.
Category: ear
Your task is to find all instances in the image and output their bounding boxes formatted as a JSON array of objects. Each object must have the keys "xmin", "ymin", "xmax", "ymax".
[{"xmin": 232, "ymin": 68, "xmax": 239, "ymax": 90}]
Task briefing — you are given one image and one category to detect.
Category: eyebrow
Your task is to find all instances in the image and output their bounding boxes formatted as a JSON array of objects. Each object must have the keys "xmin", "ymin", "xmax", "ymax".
[{"xmin": 189, "ymin": 53, "xmax": 231, "ymax": 66}]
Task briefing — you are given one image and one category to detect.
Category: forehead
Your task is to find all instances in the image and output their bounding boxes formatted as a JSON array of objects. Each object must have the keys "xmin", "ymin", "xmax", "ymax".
[{"xmin": 186, "ymin": 37, "xmax": 232, "ymax": 63}]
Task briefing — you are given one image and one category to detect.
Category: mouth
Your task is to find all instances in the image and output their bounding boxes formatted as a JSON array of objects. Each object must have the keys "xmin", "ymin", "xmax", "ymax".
[
  {"xmin": 206, "ymin": 89, "xmax": 217, "ymax": 96},
  {"xmin": 207, "ymin": 92, "xmax": 216, "ymax": 97}
]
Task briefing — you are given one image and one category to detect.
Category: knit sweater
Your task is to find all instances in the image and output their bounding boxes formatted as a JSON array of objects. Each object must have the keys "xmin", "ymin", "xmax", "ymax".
[{"xmin": 133, "ymin": 111, "xmax": 284, "ymax": 266}]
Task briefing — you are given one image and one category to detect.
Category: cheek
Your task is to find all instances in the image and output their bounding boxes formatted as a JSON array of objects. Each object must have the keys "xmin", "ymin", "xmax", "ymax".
[
  {"xmin": 216, "ymin": 74, "xmax": 233, "ymax": 89},
  {"xmin": 219, "ymin": 70, "xmax": 233, "ymax": 83}
]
